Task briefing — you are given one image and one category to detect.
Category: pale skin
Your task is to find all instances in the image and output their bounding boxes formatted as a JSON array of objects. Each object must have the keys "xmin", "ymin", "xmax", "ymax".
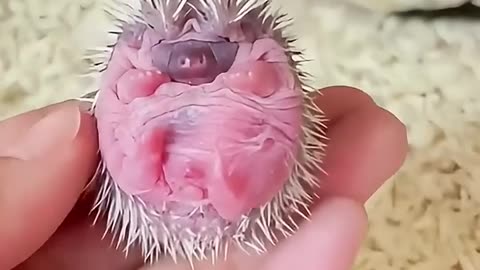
[{"xmin": 0, "ymin": 86, "xmax": 408, "ymax": 270}]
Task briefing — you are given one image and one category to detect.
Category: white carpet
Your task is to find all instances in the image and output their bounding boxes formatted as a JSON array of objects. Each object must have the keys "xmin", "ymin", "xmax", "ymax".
[
  {"xmin": 273, "ymin": 1, "xmax": 480, "ymax": 268},
  {"xmin": 341, "ymin": 0, "xmax": 478, "ymax": 12}
]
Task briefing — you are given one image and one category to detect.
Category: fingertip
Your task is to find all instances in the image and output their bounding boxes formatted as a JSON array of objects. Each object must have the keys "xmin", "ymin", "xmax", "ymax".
[
  {"xmin": 373, "ymin": 106, "xmax": 409, "ymax": 174},
  {"xmin": 319, "ymin": 85, "xmax": 373, "ymax": 101},
  {"xmin": 71, "ymin": 108, "xmax": 100, "ymax": 178},
  {"xmin": 317, "ymin": 93, "xmax": 409, "ymax": 203},
  {"xmin": 316, "ymin": 196, "xmax": 369, "ymax": 236},
  {"xmin": 264, "ymin": 197, "xmax": 368, "ymax": 270},
  {"xmin": 314, "ymin": 85, "xmax": 376, "ymax": 121},
  {"xmin": 311, "ymin": 197, "xmax": 369, "ymax": 250}
]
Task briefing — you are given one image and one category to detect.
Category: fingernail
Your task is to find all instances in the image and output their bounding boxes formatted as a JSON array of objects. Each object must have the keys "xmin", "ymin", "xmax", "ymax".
[
  {"xmin": 78, "ymin": 100, "xmax": 94, "ymax": 113},
  {"xmin": 2, "ymin": 104, "xmax": 82, "ymax": 160}
]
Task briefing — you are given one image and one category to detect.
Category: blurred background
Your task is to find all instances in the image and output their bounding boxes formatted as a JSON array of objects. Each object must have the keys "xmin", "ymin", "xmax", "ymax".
[{"xmin": 1, "ymin": 0, "xmax": 479, "ymax": 269}]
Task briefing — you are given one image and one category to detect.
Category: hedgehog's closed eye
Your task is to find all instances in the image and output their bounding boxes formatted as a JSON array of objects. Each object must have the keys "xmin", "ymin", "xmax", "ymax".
[{"xmin": 151, "ymin": 40, "xmax": 239, "ymax": 85}]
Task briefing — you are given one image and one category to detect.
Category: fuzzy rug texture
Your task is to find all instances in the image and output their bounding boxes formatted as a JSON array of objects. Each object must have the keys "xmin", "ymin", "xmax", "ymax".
[
  {"xmin": 341, "ymin": 0, "xmax": 480, "ymax": 12},
  {"xmin": 1, "ymin": 0, "xmax": 479, "ymax": 269}
]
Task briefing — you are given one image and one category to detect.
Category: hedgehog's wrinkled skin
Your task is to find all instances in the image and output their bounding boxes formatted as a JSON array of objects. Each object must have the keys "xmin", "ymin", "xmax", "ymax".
[
  {"xmin": 96, "ymin": 26, "xmax": 303, "ymax": 220},
  {"xmin": 82, "ymin": 0, "xmax": 326, "ymax": 266}
]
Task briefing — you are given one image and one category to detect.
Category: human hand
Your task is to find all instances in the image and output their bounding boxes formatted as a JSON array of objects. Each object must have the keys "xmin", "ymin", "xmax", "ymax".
[{"xmin": 0, "ymin": 86, "xmax": 408, "ymax": 270}]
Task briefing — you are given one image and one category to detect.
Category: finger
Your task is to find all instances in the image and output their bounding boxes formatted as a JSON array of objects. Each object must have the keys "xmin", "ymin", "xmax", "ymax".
[
  {"xmin": 0, "ymin": 101, "xmax": 90, "ymax": 145},
  {"xmin": 314, "ymin": 86, "xmax": 408, "ymax": 203},
  {"xmin": 0, "ymin": 101, "xmax": 99, "ymax": 270},
  {"xmin": 316, "ymin": 86, "xmax": 377, "ymax": 121},
  {"xmin": 262, "ymin": 197, "xmax": 368, "ymax": 270},
  {"xmin": 139, "ymin": 199, "xmax": 367, "ymax": 270},
  {"xmin": 16, "ymin": 201, "xmax": 144, "ymax": 270}
]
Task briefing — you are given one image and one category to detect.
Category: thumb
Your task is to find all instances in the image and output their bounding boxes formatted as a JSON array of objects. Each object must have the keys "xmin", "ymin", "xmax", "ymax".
[{"xmin": 0, "ymin": 101, "xmax": 99, "ymax": 269}]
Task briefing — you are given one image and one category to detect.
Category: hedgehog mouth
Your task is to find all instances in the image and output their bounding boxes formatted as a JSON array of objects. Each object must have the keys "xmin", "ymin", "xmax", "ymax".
[{"xmin": 169, "ymin": 75, "xmax": 216, "ymax": 85}]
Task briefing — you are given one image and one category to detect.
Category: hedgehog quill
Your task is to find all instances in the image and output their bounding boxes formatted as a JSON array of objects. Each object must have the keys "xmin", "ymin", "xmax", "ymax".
[{"xmin": 79, "ymin": 0, "xmax": 327, "ymax": 267}]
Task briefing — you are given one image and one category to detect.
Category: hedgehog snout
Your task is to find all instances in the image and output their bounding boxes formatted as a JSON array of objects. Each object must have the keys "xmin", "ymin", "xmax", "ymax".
[{"xmin": 151, "ymin": 40, "xmax": 239, "ymax": 85}]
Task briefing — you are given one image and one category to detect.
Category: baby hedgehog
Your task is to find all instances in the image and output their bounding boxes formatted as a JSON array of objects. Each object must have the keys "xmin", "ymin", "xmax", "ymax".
[{"xmin": 80, "ymin": 0, "xmax": 326, "ymax": 267}]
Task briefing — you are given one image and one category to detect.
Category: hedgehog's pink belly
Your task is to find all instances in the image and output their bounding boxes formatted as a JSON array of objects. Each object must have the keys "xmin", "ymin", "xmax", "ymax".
[{"xmin": 96, "ymin": 66, "xmax": 303, "ymax": 222}]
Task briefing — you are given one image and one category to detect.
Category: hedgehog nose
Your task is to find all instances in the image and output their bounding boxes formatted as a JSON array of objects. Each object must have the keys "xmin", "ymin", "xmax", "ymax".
[
  {"xmin": 167, "ymin": 41, "xmax": 218, "ymax": 85},
  {"xmin": 151, "ymin": 40, "xmax": 239, "ymax": 86}
]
